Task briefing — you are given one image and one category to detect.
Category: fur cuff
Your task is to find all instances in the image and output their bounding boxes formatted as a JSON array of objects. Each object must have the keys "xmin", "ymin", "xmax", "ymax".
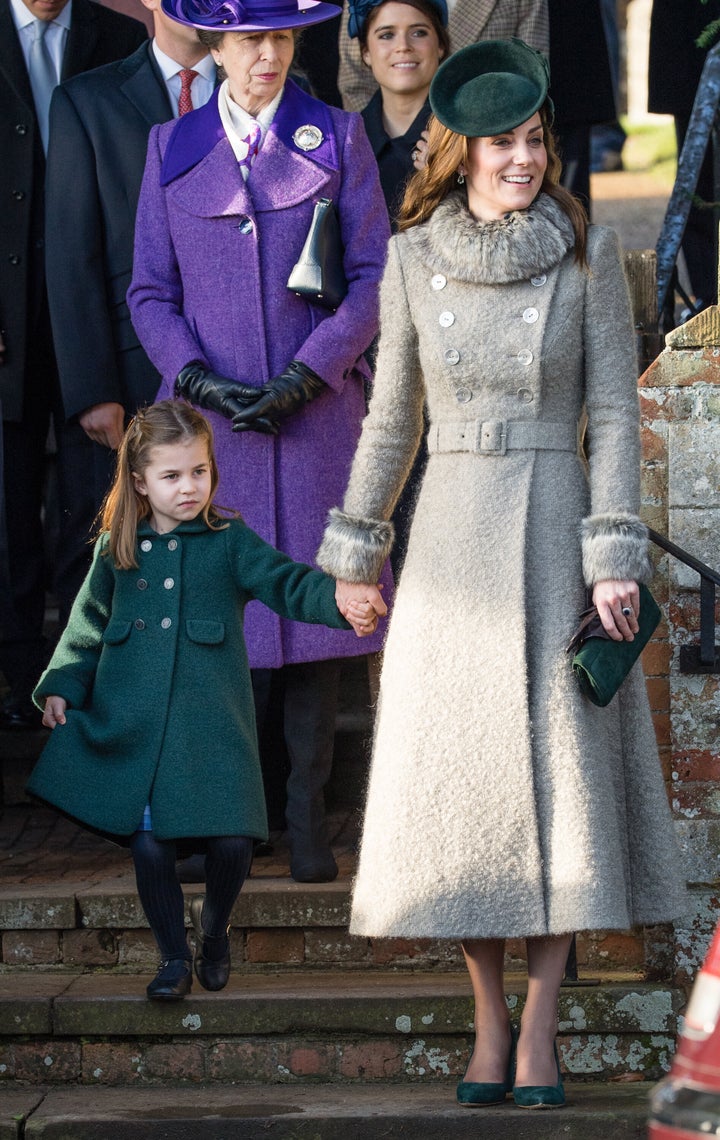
[
  {"xmin": 317, "ymin": 507, "xmax": 394, "ymax": 583},
  {"xmin": 581, "ymin": 513, "xmax": 652, "ymax": 586}
]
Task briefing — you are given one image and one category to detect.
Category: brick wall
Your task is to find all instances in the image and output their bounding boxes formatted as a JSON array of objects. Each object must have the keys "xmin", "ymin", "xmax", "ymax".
[{"xmin": 639, "ymin": 316, "xmax": 720, "ymax": 983}]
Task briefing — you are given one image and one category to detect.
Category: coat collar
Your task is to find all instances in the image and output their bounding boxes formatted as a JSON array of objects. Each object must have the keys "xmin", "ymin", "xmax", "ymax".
[
  {"xmin": 409, "ymin": 192, "xmax": 576, "ymax": 284},
  {"xmin": 119, "ymin": 40, "xmax": 173, "ymax": 129},
  {"xmin": 161, "ymin": 78, "xmax": 337, "ymax": 187}
]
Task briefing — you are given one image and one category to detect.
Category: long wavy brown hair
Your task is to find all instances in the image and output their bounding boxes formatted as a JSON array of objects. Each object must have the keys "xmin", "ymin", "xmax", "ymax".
[
  {"xmin": 398, "ymin": 104, "xmax": 588, "ymax": 265},
  {"xmin": 99, "ymin": 400, "xmax": 228, "ymax": 570}
]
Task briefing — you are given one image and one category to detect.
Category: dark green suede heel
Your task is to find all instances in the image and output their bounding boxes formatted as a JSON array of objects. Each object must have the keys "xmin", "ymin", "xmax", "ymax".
[
  {"xmin": 512, "ymin": 1041, "xmax": 565, "ymax": 1109},
  {"xmin": 456, "ymin": 1027, "xmax": 516, "ymax": 1107}
]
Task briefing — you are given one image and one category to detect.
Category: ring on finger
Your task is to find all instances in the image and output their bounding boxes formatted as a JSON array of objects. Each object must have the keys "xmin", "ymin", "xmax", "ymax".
[{"xmin": 621, "ymin": 606, "xmax": 633, "ymax": 617}]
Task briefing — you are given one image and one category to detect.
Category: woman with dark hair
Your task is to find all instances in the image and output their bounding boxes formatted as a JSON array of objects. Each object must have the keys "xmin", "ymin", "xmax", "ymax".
[
  {"xmin": 318, "ymin": 39, "xmax": 687, "ymax": 1108},
  {"xmin": 350, "ymin": 0, "xmax": 449, "ymax": 224},
  {"xmin": 128, "ymin": 0, "xmax": 391, "ymax": 886}
]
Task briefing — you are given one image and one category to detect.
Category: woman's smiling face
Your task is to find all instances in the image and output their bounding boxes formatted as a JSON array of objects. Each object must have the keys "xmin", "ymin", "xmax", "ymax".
[
  {"xmin": 460, "ymin": 113, "xmax": 547, "ymax": 221},
  {"xmin": 361, "ymin": 1, "xmax": 444, "ymax": 99}
]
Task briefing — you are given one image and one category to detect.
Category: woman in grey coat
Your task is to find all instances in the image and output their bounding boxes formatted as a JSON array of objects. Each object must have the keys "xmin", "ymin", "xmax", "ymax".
[{"xmin": 318, "ymin": 40, "xmax": 688, "ymax": 1109}]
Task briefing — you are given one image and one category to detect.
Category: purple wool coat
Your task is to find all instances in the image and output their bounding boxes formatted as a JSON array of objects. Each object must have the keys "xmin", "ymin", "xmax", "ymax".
[{"xmin": 128, "ymin": 81, "xmax": 392, "ymax": 668}]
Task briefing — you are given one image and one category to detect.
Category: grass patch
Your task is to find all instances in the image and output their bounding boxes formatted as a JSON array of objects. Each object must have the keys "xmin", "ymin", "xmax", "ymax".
[{"xmin": 621, "ymin": 118, "xmax": 677, "ymax": 184}]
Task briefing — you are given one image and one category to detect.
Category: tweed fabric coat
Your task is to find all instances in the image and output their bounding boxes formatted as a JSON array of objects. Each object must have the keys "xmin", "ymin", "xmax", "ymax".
[
  {"xmin": 127, "ymin": 81, "xmax": 391, "ymax": 669},
  {"xmin": 28, "ymin": 519, "xmax": 348, "ymax": 842},
  {"xmin": 318, "ymin": 193, "xmax": 688, "ymax": 938}
]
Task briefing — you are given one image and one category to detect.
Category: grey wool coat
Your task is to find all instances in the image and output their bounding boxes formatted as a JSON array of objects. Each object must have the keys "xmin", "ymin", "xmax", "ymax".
[
  {"xmin": 318, "ymin": 192, "xmax": 688, "ymax": 939},
  {"xmin": 29, "ymin": 518, "xmax": 348, "ymax": 843}
]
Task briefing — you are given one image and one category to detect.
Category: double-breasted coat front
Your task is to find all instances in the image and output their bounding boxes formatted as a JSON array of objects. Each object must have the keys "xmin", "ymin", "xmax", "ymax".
[
  {"xmin": 318, "ymin": 192, "xmax": 688, "ymax": 939},
  {"xmin": 28, "ymin": 519, "xmax": 349, "ymax": 842},
  {"xmin": 127, "ymin": 81, "xmax": 391, "ymax": 670}
]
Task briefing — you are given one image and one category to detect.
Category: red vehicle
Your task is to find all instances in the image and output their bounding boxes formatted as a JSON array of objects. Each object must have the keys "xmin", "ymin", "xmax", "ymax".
[{"xmin": 649, "ymin": 923, "xmax": 720, "ymax": 1137}]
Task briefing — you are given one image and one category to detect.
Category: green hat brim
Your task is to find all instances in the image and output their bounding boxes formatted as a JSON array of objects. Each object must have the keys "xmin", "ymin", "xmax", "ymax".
[{"xmin": 429, "ymin": 38, "xmax": 551, "ymax": 137}]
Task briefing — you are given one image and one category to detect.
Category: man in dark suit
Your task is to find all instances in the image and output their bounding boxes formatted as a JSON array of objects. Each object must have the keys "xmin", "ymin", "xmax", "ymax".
[
  {"xmin": 45, "ymin": 0, "xmax": 214, "ymax": 462},
  {"xmin": 0, "ymin": 0, "xmax": 147, "ymax": 726}
]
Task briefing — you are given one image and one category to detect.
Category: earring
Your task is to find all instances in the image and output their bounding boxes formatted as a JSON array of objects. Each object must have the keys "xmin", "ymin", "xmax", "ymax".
[{"xmin": 457, "ymin": 172, "xmax": 465, "ymax": 185}]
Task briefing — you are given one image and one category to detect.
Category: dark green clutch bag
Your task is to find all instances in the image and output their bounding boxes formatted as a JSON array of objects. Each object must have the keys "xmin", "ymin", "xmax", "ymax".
[{"xmin": 566, "ymin": 583, "xmax": 661, "ymax": 707}]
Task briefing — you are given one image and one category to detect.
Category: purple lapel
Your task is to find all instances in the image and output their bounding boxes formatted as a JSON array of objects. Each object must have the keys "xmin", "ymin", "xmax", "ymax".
[
  {"xmin": 160, "ymin": 88, "xmax": 226, "ymax": 187},
  {"xmin": 269, "ymin": 79, "xmax": 339, "ymax": 173}
]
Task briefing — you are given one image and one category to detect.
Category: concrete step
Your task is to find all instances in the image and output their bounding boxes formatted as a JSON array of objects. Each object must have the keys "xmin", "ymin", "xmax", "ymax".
[
  {"xmin": 0, "ymin": 1081, "xmax": 654, "ymax": 1138},
  {"xmin": 0, "ymin": 970, "xmax": 680, "ymax": 1085}
]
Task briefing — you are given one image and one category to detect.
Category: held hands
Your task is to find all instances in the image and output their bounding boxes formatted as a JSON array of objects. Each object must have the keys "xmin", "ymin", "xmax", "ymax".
[
  {"xmin": 43, "ymin": 696, "xmax": 67, "ymax": 729},
  {"xmin": 335, "ymin": 580, "xmax": 387, "ymax": 638},
  {"xmin": 176, "ymin": 362, "xmax": 259, "ymax": 421},
  {"xmin": 592, "ymin": 579, "xmax": 641, "ymax": 642},
  {"xmin": 232, "ymin": 361, "xmax": 325, "ymax": 435}
]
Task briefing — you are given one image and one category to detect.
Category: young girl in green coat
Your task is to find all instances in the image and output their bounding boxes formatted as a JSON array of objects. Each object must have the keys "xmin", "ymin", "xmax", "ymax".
[{"xmin": 29, "ymin": 401, "xmax": 385, "ymax": 1001}]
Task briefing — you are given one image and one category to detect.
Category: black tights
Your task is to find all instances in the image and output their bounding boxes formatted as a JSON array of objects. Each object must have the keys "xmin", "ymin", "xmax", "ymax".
[{"xmin": 130, "ymin": 831, "xmax": 253, "ymax": 961}]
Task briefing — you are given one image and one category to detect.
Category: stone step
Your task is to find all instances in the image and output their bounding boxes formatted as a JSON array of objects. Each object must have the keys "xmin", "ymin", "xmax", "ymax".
[
  {"xmin": 0, "ymin": 971, "xmax": 680, "ymax": 1085},
  {"xmin": 0, "ymin": 1081, "xmax": 654, "ymax": 1138},
  {"xmin": 0, "ymin": 872, "xmax": 656, "ymax": 976}
]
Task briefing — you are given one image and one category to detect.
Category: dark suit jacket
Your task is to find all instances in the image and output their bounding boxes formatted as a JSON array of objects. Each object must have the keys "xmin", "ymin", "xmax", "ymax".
[
  {"xmin": 45, "ymin": 41, "xmax": 174, "ymax": 421},
  {"xmin": 648, "ymin": 0, "xmax": 720, "ymax": 118},
  {"xmin": 0, "ymin": 0, "xmax": 146, "ymax": 422}
]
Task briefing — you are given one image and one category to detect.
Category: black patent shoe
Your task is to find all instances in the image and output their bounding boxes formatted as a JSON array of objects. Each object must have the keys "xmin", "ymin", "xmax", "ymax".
[
  {"xmin": 146, "ymin": 957, "xmax": 192, "ymax": 1001},
  {"xmin": 190, "ymin": 896, "xmax": 231, "ymax": 991}
]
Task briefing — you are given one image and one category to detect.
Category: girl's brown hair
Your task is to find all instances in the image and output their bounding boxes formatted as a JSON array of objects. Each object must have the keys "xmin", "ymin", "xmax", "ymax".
[
  {"xmin": 99, "ymin": 400, "xmax": 227, "ymax": 570},
  {"xmin": 397, "ymin": 104, "xmax": 588, "ymax": 265}
]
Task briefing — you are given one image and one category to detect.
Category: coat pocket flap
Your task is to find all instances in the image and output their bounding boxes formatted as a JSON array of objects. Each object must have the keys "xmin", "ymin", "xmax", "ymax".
[
  {"xmin": 102, "ymin": 620, "xmax": 133, "ymax": 645},
  {"xmin": 186, "ymin": 619, "xmax": 225, "ymax": 645}
]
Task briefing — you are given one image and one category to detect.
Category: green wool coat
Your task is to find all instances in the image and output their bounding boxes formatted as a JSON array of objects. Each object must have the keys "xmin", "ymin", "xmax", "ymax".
[{"xmin": 29, "ymin": 518, "xmax": 348, "ymax": 842}]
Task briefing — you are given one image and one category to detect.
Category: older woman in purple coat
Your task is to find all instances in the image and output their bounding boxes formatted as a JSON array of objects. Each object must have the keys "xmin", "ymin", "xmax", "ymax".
[{"xmin": 128, "ymin": 0, "xmax": 391, "ymax": 883}]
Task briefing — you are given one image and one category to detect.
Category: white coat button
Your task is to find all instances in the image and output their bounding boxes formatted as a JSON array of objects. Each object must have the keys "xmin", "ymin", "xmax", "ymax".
[
  {"xmin": 137, "ymin": 579, "xmax": 148, "ymax": 590},
  {"xmin": 167, "ymin": 539, "xmax": 178, "ymax": 551},
  {"xmin": 163, "ymin": 578, "xmax": 175, "ymax": 590},
  {"xmin": 517, "ymin": 349, "xmax": 533, "ymax": 366},
  {"xmin": 444, "ymin": 348, "xmax": 460, "ymax": 365},
  {"xmin": 530, "ymin": 274, "xmax": 547, "ymax": 287},
  {"xmin": 431, "ymin": 273, "xmax": 447, "ymax": 290},
  {"xmin": 455, "ymin": 387, "xmax": 472, "ymax": 404},
  {"xmin": 439, "ymin": 311, "xmax": 455, "ymax": 328},
  {"xmin": 517, "ymin": 387, "xmax": 534, "ymax": 403},
  {"xmin": 134, "ymin": 618, "xmax": 145, "ymax": 630},
  {"xmin": 161, "ymin": 617, "xmax": 172, "ymax": 630},
  {"xmin": 523, "ymin": 307, "xmax": 539, "ymax": 323},
  {"xmin": 140, "ymin": 540, "xmax": 152, "ymax": 552}
]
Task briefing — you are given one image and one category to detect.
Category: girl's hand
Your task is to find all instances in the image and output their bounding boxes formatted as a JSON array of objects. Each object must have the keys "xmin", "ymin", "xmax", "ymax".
[
  {"xmin": 335, "ymin": 580, "xmax": 387, "ymax": 638},
  {"xmin": 43, "ymin": 696, "xmax": 67, "ymax": 728},
  {"xmin": 592, "ymin": 579, "xmax": 641, "ymax": 642}
]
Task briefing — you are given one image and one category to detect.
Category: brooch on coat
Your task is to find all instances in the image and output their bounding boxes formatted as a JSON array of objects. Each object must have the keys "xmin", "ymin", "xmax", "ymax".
[{"xmin": 293, "ymin": 124, "xmax": 323, "ymax": 152}]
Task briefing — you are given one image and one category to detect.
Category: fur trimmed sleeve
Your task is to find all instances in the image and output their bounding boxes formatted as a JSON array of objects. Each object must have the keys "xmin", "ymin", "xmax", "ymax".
[
  {"xmin": 581, "ymin": 227, "xmax": 650, "ymax": 585},
  {"xmin": 317, "ymin": 236, "xmax": 424, "ymax": 582},
  {"xmin": 317, "ymin": 508, "xmax": 394, "ymax": 583},
  {"xmin": 581, "ymin": 513, "xmax": 652, "ymax": 586}
]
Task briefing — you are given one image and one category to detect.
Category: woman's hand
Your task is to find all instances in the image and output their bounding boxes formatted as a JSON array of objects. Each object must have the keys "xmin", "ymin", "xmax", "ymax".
[
  {"xmin": 411, "ymin": 130, "xmax": 430, "ymax": 171},
  {"xmin": 592, "ymin": 579, "xmax": 641, "ymax": 642},
  {"xmin": 43, "ymin": 696, "xmax": 67, "ymax": 728},
  {"xmin": 232, "ymin": 362, "xmax": 324, "ymax": 434},
  {"xmin": 335, "ymin": 580, "xmax": 387, "ymax": 637}
]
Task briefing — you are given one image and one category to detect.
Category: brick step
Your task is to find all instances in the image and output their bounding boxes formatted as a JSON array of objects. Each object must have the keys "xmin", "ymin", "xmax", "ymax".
[
  {"xmin": 0, "ymin": 873, "xmax": 657, "ymax": 975},
  {"xmin": 1, "ymin": 1081, "xmax": 654, "ymax": 1139},
  {"xmin": 0, "ymin": 971, "xmax": 680, "ymax": 1085}
]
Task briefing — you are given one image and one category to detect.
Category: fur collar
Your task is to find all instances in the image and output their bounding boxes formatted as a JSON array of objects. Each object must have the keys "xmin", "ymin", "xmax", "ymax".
[{"xmin": 409, "ymin": 191, "xmax": 576, "ymax": 284}]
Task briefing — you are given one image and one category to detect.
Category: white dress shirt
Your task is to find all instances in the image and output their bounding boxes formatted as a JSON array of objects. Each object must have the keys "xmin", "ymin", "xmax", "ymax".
[{"xmin": 9, "ymin": 0, "xmax": 71, "ymax": 81}]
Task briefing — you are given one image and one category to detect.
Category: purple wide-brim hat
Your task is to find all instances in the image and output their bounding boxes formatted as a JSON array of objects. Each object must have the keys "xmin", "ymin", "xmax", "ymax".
[{"xmin": 162, "ymin": 0, "xmax": 341, "ymax": 31}]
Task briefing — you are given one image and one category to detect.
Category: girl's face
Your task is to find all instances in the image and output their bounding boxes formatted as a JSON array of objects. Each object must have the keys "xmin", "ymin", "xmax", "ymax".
[
  {"xmin": 460, "ymin": 113, "xmax": 547, "ymax": 222},
  {"xmin": 211, "ymin": 29, "xmax": 295, "ymax": 116},
  {"xmin": 133, "ymin": 438, "xmax": 212, "ymax": 535},
  {"xmin": 361, "ymin": 2, "xmax": 444, "ymax": 99}
]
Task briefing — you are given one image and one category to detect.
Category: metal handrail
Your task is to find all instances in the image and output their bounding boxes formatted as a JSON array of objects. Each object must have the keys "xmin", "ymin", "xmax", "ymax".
[{"xmin": 648, "ymin": 528, "xmax": 720, "ymax": 670}]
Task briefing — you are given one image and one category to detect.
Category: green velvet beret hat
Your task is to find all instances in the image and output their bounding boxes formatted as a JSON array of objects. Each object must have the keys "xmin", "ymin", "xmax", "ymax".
[{"xmin": 429, "ymin": 38, "xmax": 552, "ymax": 137}]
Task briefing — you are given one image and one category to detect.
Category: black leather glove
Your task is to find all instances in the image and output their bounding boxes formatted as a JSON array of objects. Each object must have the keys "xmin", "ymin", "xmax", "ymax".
[
  {"xmin": 175, "ymin": 362, "xmax": 259, "ymax": 422},
  {"xmin": 231, "ymin": 361, "xmax": 325, "ymax": 434}
]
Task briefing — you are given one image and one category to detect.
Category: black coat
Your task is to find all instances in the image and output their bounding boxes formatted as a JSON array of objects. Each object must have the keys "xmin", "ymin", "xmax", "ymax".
[
  {"xmin": 547, "ymin": 0, "xmax": 615, "ymax": 129},
  {"xmin": 45, "ymin": 41, "xmax": 173, "ymax": 421},
  {"xmin": 648, "ymin": 0, "xmax": 720, "ymax": 118},
  {"xmin": 0, "ymin": 0, "xmax": 146, "ymax": 422}
]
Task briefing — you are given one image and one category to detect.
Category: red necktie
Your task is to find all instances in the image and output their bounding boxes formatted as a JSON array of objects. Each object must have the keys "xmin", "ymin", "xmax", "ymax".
[{"xmin": 177, "ymin": 69, "xmax": 198, "ymax": 117}]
